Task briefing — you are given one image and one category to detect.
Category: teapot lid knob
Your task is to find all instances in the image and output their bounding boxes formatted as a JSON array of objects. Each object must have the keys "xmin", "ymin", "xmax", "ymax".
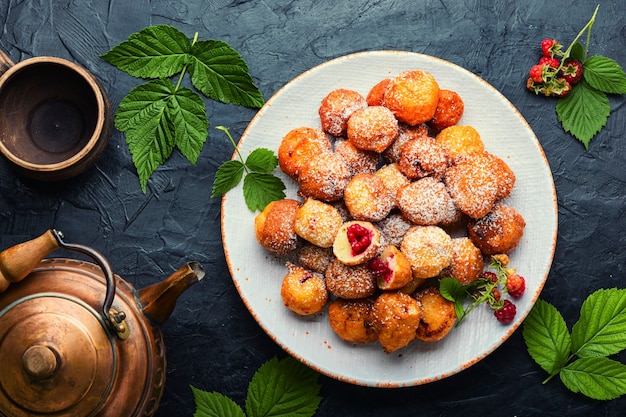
[{"xmin": 22, "ymin": 345, "xmax": 58, "ymax": 379}]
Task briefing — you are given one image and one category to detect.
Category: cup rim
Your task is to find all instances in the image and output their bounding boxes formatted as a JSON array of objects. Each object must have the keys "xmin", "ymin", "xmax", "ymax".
[{"xmin": 0, "ymin": 56, "xmax": 109, "ymax": 173}]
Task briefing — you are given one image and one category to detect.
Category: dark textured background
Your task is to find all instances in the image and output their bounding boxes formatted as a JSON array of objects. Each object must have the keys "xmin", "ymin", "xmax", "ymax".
[{"xmin": 1, "ymin": 1, "xmax": 625, "ymax": 416}]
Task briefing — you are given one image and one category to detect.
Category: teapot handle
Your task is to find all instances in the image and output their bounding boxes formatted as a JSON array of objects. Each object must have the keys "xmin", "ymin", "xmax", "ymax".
[{"xmin": 52, "ymin": 230, "xmax": 130, "ymax": 340}]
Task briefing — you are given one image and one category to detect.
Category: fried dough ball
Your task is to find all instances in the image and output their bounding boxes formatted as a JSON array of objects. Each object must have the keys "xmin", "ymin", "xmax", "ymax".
[
  {"xmin": 372, "ymin": 245, "xmax": 413, "ymax": 290},
  {"xmin": 333, "ymin": 220, "xmax": 381, "ymax": 266},
  {"xmin": 298, "ymin": 154, "xmax": 351, "ymax": 202},
  {"xmin": 382, "ymin": 70, "xmax": 440, "ymax": 126},
  {"xmin": 366, "ymin": 78, "xmax": 390, "ymax": 106},
  {"xmin": 414, "ymin": 287, "xmax": 456, "ymax": 342},
  {"xmin": 278, "ymin": 127, "xmax": 332, "ymax": 179},
  {"xmin": 483, "ymin": 152, "xmax": 516, "ymax": 200},
  {"xmin": 334, "ymin": 139, "xmax": 379, "ymax": 176},
  {"xmin": 297, "ymin": 244, "xmax": 333, "ymax": 274},
  {"xmin": 294, "ymin": 198, "xmax": 343, "ymax": 248},
  {"xmin": 398, "ymin": 135, "xmax": 450, "ymax": 180},
  {"xmin": 444, "ymin": 152, "xmax": 500, "ymax": 219},
  {"xmin": 373, "ymin": 291, "xmax": 421, "ymax": 353},
  {"xmin": 254, "ymin": 199, "xmax": 301, "ymax": 254},
  {"xmin": 328, "ymin": 298, "xmax": 378, "ymax": 343},
  {"xmin": 400, "ymin": 225, "xmax": 453, "ymax": 279},
  {"xmin": 343, "ymin": 173, "xmax": 393, "ymax": 222},
  {"xmin": 427, "ymin": 89, "xmax": 465, "ymax": 131},
  {"xmin": 280, "ymin": 262, "xmax": 329, "ymax": 315},
  {"xmin": 325, "ymin": 257, "xmax": 377, "ymax": 299},
  {"xmin": 319, "ymin": 88, "xmax": 368, "ymax": 137},
  {"xmin": 441, "ymin": 237, "xmax": 484, "ymax": 285},
  {"xmin": 467, "ymin": 203, "xmax": 526, "ymax": 255},
  {"xmin": 382, "ymin": 123, "xmax": 429, "ymax": 164},
  {"xmin": 374, "ymin": 163, "xmax": 410, "ymax": 209},
  {"xmin": 397, "ymin": 177, "xmax": 462, "ymax": 226},
  {"xmin": 347, "ymin": 106, "xmax": 399, "ymax": 153},
  {"xmin": 435, "ymin": 125, "xmax": 484, "ymax": 161},
  {"xmin": 375, "ymin": 211, "xmax": 412, "ymax": 248}
]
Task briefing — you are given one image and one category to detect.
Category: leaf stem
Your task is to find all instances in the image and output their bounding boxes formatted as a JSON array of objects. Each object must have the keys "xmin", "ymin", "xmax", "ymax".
[
  {"xmin": 216, "ymin": 126, "xmax": 249, "ymax": 171},
  {"xmin": 173, "ymin": 32, "xmax": 200, "ymax": 92},
  {"xmin": 559, "ymin": 4, "xmax": 599, "ymax": 67}
]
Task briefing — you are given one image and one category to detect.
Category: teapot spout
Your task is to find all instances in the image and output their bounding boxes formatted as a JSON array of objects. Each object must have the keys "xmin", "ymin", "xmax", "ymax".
[
  {"xmin": 0, "ymin": 229, "xmax": 60, "ymax": 292},
  {"xmin": 137, "ymin": 261, "xmax": 205, "ymax": 325}
]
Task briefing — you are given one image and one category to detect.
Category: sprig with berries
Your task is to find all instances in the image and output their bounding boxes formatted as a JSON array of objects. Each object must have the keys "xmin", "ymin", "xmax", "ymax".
[
  {"xmin": 525, "ymin": 5, "xmax": 626, "ymax": 149},
  {"xmin": 439, "ymin": 254, "xmax": 526, "ymax": 325}
]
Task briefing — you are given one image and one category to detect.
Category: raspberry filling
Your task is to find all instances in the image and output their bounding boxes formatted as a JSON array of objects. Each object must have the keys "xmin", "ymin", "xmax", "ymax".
[
  {"xmin": 346, "ymin": 223, "xmax": 372, "ymax": 255},
  {"xmin": 368, "ymin": 257, "xmax": 392, "ymax": 282}
]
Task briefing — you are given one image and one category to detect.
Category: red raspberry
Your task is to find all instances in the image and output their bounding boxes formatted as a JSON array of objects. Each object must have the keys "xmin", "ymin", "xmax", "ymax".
[
  {"xmin": 494, "ymin": 300, "xmax": 516, "ymax": 323},
  {"xmin": 529, "ymin": 64, "xmax": 544, "ymax": 83},
  {"xmin": 541, "ymin": 38, "xmax": 559, "ymax": 57},
  {"xmin": 554, "ymin": 78, "xmax": 572, "ymax": 97},
  {"xmin": 506, "ymin": 274, "xmax": 526, "ymax": 297},
  {"xmin": 561, "ymin": 60, "xmax": 583, "ymax": 84},
  {"xmin": 481, "ymin": 271, "xmax": 498, "ymax": 283},
  {"xmin": 346, "ymin": 223, "xmax": 371, "ymax": 255},
  {"xmin": 539, "ymin": 56, "xmax": 560, "ymax": 69}
]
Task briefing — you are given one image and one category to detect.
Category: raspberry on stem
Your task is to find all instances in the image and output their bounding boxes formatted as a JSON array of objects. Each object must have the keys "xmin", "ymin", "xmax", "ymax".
[
  {"xmin": 541, "ymin": 38, "xmax": 560, "ymax": 57},
  {"xmin": 529, "ymin": 64, "xmax": 544, "ymax": 83},
  {"xmin": 561, "ymin": 60, "xmax": 583, "ymax": 84},
  {"xmin": 494, "ymin": 300, "xmax": 516, "ymax": 323},
  {"xmin": 506, "ymin": 274, "xmax": 526, "ymax": 298}
]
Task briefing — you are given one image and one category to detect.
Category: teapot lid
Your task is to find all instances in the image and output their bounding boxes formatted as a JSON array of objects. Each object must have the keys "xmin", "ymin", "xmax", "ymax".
[{"xmin": 0, "ymin": 290, "xmax": 116, "ymax": 416}]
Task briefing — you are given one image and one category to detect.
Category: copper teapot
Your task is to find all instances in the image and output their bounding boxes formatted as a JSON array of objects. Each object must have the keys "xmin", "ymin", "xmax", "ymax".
[{"xmin": 0, "ymin": 229, "xmax": 205, "ymax": 417}]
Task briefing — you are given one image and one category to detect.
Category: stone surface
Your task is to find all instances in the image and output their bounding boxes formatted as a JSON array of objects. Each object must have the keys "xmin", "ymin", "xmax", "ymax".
[{"xmin": 0, "ymin": 1, "xmax": 625, "ymax": 416}]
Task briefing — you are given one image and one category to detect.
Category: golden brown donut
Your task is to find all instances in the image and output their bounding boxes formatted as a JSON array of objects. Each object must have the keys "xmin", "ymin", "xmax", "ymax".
[
  {"xmin": 280, "ymin": 262, "xmax": 329, "ymax": 315},
  {"xmin": 382, "ymin": 70, "xmax": 440, "ymax": 126},
  {"xmin": 398, "ymin": 135, "xmax": 450, "ymax": 180},
  {"xmin": 400, "ymin": 225, "xmax": 453, "ymax": 279},
  {"xmin": 334, "ymin": 139, "xmax": 379, "ymax": 176},
  {"xmin": 382, "ymin": 123, "xmax": 429, "ymax": 164},
  {"xmin": 328, "ymin": 298, "xmax": 378, "ymax": 343},
  {"xmin": 427, "ymin": 89, "xmax": 465, "ymax": 131},
  {"xmin": 467, "ymin": 202, "xmax": 526, "ymax": 255},
  {"xmin": 325, "ymin": 257, "xmax": 377, "ymax": 299},
  {"xmin": 297, "ymin": 243, "xmax": 333, "ymax": 274},
  {"xmin": 366, "ymin": 78, "xmax": 391, "ymax": 106},
  {"xmin": 333, "ymin": 220, "xmax": 382, "ymax": 266},
  {"xmin": 414, "ymin": 287, "xmax": 457, "ymax": 342},
  {"xmin": 297, "ymin": 154, "xmax": 351, "ymax": 202},
  {"xmin": 396, "ymin": 177, "xmax": 462, "ymax": 226},
  {"xmin": 441, "ymin": 237, "xmax": 484, "ymax": 285},
  {"xmin": 373, "ymin": 291, "xmax": 421, "ymax": 353},
  {"xmin": 370, "ymin": 245, "xmax": 413, "ymax": 290},
  {"xmin": 375, "ymin": 211, "xmax": 412, "ymax": 248},
  {"xmin": 435, "ymin": 125, "xmax": 484, "ymax": 161},
  {"xmin": 374, "ymin": 163, "xmax": 410, "ymax": 209},
  {"xmin": 343, "ymin": 173, "xmax": 394, "ymax": 222},
  {"xmin": 254, "ymin": 199, "xmax": 302, "ymax": 254},
  {"xmin": 278, "ymin": 126, "xmax": 332, "ymax": 179},
  {"xmin": 294, "ymin": 198, "xmax": 344, "ymax": 248},
  {"xmin": 347, "ymin": 106, "xmax": 399, "ymax": 153},
  {"xmin": 319, "ymin": 88, "xmax": 368, "ymax": 137}
]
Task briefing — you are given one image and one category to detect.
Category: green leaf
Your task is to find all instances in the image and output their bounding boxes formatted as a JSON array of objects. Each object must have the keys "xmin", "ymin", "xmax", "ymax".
[
  {"xmin": 556, "ymin": 80, "xmax": 610, "ymax": 149},
  {"xmin": 211, "ymin": 160, "xmax": 245, "ymax": 198},
  {"xmin": 583, "ymin": 55, "xmax": 626, "ymax": 94},
  {"xmin": 116, "ymin": 79, "xmax": 178, "ymax": 192},
  {"xmin": 569, "ymin": 42, "xmax": 585, "ymax": 62},
  {"xmin": 245, "ymin": 148, "xmax": 279, "ymax": 174},
  {"xmin": 101, "ymin": 24, "xmax": 191, "ymax": 79},
  {"xmin": 167, "ymin": 87, "xmax": 209, "ymax": 164},
  {"xmin": 245, "ymin": 357, "xmax": 322, "ymax": 417},
  {"xmin": 243, "ymin": 173, "xmax": 286, "ymax": 212},
  {"xmin": 191, "ymin": 386, "xmax": 246, "ymax": 417},
  {"xmin": 560, "ymin": 357, "xmax": 626, "ymax": 400},
  {"xmin": 571, "ymin": 288, "xmax": 626, "ymax": 358},
  {"xmin": 522, "ymin": 299, "xmax": 572, "ymax": 375},
  {"xmin": 189, "ymin": 40, "xmax": 265, "ymax": 108},
  {"xmin": 438, "ymin": 278, "xmax": 466, "ymax": 303}
]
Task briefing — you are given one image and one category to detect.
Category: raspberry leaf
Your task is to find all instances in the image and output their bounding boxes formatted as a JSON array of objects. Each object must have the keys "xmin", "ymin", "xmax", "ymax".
[
  {"xmin": 570, "ymin": 288, "xmax": 626, "ymax": 358},
  {"xmin": 569, "ymin": 42, "xmax": 585, "ymax": 62},
  {"xmin": 100, "ymin": 25, "xmax": 191, "ymax": 79},
  {"xmin": 583, "ymin": 56, "xmax": 626, "ymax": 94},
  {"xmin": 245, "ymin": 148, "xmax": 279, "ymax": 174},
  {"xmin": 191, "ymin": 386, "xmax": 246, "ymax": 417},
  {"xmin": 167, "ymin": 87, "xmax": 210, "ymax": 165},
  {"xmin": 211, "ymin": 160, "xmax": 245, "ymax": 198},
  {"xmin": 560, "ymin": 357, "xmax": 626, "ymax": 401},
  {"xmin": 245, "ymin": 356, "xmax": 322, "ymax": 417},
  {"xmin": 522, "ymin": 299, "xmax": 572, "ymax": 375},
  {"xmin": 556, "ymin": 80, "xmax": 610, "ymax": 149},
  {"xmin": 243, "ymin": 172, "xmax": 286, "ymax": 212},
  {"xmin": 189, "ymin": 40, "xmax": 265, "ymax": 108}
]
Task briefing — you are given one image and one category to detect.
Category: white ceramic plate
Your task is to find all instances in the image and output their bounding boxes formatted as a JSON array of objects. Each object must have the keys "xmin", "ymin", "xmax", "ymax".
[{"xmin": 222, "ymin": 51, "xmax": 557, "ymax": 387}]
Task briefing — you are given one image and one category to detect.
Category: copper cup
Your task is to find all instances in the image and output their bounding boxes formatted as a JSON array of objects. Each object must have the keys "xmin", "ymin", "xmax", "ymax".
[{"xmin": 0, "ymin": 50, "xmax": 112, "ymax": 181}]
